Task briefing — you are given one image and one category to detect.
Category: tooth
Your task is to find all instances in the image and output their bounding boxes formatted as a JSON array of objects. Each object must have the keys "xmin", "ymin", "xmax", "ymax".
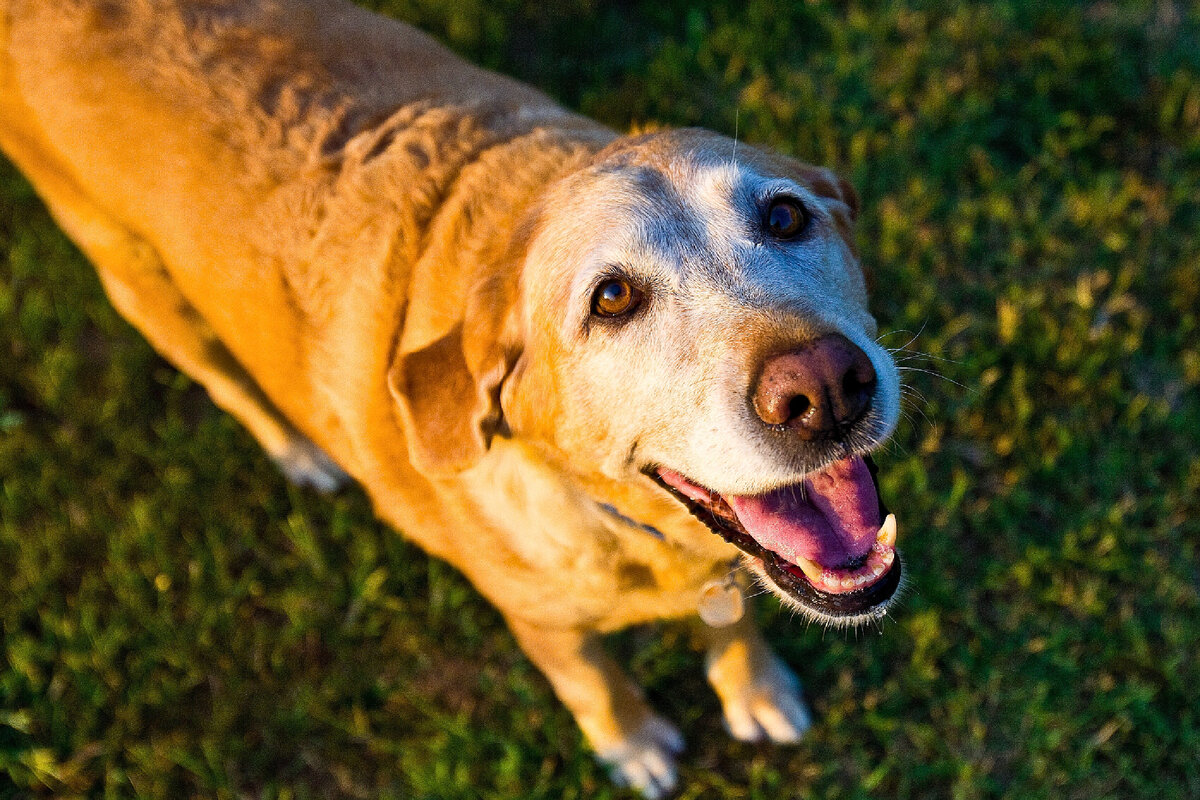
[
  {"xmin": 793, "ymin": 557, "xmax": 825, "ymax": 583},
  {"xmin": 877, "ymin": 514, "xmax": 898, "ymax": 547},
  {"xmin": 855, "ymin": 574, "xmax": 870, "ymax": 586},
  {"xmin": 882, "ymin": 549, "xmax": 895, "ymax": 565},
  {"xmin": 840, "ymin": 576, "xmax": 855, "ymax": 590},
  {"xmin": 872, "ymin": 563, "xmax": 885, "ymax": 577}
]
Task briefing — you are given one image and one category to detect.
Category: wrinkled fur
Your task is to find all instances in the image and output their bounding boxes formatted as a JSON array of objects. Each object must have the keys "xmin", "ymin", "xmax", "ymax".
[{"xmin": 0, "ymin": 1, "xmax": 898, "ymax": 795}]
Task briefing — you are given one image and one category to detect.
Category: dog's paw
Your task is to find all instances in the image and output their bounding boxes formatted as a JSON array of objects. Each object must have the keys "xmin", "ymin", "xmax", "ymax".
[
  {"xmin": 596, "ymin": 716, "xmax": 685, "ymax": 799},
  {"xmin": 271, "ymin": 436, "xmax": 352, "ymax": 494},
  {"xmin": 717, "ymin": 654, "xmax": 812, "ymax": 744}
]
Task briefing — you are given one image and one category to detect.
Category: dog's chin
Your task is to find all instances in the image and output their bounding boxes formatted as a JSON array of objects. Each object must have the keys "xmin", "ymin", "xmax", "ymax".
[{"xmin": 648, "ymin": 454, "xmax": 905, "ymax": 628}]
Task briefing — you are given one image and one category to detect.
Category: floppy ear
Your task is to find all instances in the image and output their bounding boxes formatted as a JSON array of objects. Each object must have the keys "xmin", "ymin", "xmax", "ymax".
[
  {"xmin": 387, "ymin": 271, "xmax": 521, "ymax": 478},
  {"xmin": 834, "ymin": 174, "xmax": 859, "ymax": 220},
  {"xmin": 798, "ymin": 164, "xmax": 859, "ymax": 222}
]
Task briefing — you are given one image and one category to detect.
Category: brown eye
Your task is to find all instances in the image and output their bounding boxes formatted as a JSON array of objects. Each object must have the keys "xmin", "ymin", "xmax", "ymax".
[
  {"xmin": 765, "ymin": 197, "xmax": 808, "ymax": 239},
  {"xmin": 591, "ymin": 278, "xmax": 644, "ymax": 318}
]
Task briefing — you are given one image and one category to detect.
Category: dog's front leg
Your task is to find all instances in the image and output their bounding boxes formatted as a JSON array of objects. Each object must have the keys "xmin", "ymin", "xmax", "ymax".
[
  {"xmin": 505, "ymin": 617, "xmax": 684, "ymax": 799},
  {"xmin": 699, "ymin": 611, "xmax": 813, "ymax": 744}
]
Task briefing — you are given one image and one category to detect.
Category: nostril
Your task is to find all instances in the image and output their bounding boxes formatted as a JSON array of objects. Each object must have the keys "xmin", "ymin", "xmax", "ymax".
[
  {"xmin": 841, "ymin": 362, "xmax": 877, "ymax": 420},
  {"xmin": 787, "ymin": 393, "xmax": 812, "ymax": 421},
  {"xmin": 842, "ymin": 369, "xmax": 875, "ymax": 402},
  {"xmin": 842, "ymin": 372, "xmax": 859, "ymax": 396}
]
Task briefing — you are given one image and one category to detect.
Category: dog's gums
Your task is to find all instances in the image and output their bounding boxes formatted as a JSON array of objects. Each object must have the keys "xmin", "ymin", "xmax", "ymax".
[{"xmin": 652, "ymin": 455, "xmax": 903, "ymax": 625}]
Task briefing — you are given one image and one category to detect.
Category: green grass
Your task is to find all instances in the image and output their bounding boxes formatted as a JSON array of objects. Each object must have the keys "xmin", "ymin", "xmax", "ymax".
[{"xmin": 2, "ymin": 1, "xmax": 1199, "ymax": 797}]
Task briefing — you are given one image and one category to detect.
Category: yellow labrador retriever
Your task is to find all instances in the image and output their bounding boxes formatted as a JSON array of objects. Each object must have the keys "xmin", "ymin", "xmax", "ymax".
[{"xmin": 0, "ymin": 0, "xmax": 904, "ymax": 795}]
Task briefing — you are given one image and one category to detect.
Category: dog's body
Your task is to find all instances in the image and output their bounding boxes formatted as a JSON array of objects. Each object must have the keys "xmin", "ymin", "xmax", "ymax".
[{"xmin": 0, "ymin": 1, "xmax": 905, "ymax": 795}]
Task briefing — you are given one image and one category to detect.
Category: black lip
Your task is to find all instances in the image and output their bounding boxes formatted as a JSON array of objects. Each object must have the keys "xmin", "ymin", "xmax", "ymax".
[
  {"xmin": 761, "ymin": 546, "xmax": 903, "ymax": 617},
  {"xmin": 649, "ymin": 455, "xmax": 901, "ymax": 620}
]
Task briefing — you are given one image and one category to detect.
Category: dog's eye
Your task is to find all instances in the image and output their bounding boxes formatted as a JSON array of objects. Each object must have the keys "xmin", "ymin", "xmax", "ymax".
[
  {"xmin": 591, "ymin": 278, "xmax": 644, "ymax": 318},
  {"xmin": 765, "ymin": 197, "xmax": 808, "ymax": 239}
]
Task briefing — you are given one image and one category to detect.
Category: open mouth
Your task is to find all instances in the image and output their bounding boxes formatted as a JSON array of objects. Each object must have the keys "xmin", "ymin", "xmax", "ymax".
[{"xmin": 652, "ymin": 455, "xmax": 902, "ymax": 625}]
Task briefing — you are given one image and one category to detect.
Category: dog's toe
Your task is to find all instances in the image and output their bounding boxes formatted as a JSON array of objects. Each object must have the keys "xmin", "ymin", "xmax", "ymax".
[
  {"xmin": 723, "ymin": 696, "xmax": 812, "ymax": 744},
  {"xmin": 272, "ymin": 436, "xmax": 352, "ymax": 493},
  {"xmin": 719, "ymin": 654, "xmax": 812, "ymax": 744},
  {"xmin": 597, "ymin": 717, "xmax": 684, "ymax": 799}
]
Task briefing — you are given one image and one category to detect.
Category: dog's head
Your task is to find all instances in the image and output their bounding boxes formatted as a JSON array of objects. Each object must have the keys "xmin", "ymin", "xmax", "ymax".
[{"xmin": 392, "ymin": 128, "xmax": 904, "ymax": 626}]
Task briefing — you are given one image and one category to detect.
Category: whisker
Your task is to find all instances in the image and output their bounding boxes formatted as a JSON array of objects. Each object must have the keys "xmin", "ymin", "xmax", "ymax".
[
  {"xmin": 890, "ymin": 352, "xmax": 961, "ymax": 367},
  {"xmin": 899, "ymin": 384, "xmax": 932, "ymax": 406},
  {"xmin": 898, "ymin": 380, "xmax": 933, "ymax": 405},
  {"xmin": 897, "ymin": 366, "xmax": 972, "ymax": 392},
  {"xmin": 877, "ymin": 320, "xmax": 929, "ymax": 354},
  {"xmin": 876, "ymin": 326, "xmax": 921, "ymax": 344},
  {"xmin": 901, "ymin": 401, "xmax": 935, "ymax": 430},
  {"xmin": 890, "ymin": 350, "xmax": 965, "ymax": 366},
  {"xmin": 730, "ymin": 108, "xmax": 740, "ymax": 165}
]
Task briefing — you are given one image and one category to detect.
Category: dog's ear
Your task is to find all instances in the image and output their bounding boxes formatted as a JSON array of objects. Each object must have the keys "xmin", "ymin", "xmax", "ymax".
[
  {"xmin": 797, "ymin": 164, "xmax": 859, "ymax": 222},
  {"xmin": 387, "ymin": 270, "xmax": 521, "ymax": 477}
]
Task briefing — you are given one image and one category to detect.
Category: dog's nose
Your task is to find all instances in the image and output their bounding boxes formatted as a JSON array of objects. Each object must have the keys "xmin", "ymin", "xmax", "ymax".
[{"xmin": 752, "ymin": 334, "xmax": 877, "ymax": 438}]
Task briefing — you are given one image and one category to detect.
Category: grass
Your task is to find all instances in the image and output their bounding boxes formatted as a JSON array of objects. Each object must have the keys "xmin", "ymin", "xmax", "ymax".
[{"xmin": 2, "ymin": 0, "xmax": 1199, "ymax": 797}]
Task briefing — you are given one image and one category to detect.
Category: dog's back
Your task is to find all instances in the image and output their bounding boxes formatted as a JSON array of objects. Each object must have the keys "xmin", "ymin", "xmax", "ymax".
[
  {"xmin": 0, "ymin": 0, "xmax": 566, "ymax": 317},
  {"xmin": 0, "ymin": 0, "xmax": 607, "ymax": 496}
]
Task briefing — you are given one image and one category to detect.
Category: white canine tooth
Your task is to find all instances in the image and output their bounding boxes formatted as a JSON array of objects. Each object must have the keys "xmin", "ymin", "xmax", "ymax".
[{"xmin": 877, "ymin": 514, "xmax": 898, "ymax": 547}]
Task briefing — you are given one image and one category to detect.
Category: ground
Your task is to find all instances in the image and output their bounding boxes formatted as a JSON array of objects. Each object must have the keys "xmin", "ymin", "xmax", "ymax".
[{"xmin": 1, "ymin": 1, "xmax": 1198, "ymax": 797}]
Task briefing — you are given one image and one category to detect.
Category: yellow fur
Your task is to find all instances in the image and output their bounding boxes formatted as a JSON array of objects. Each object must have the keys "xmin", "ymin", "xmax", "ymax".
[{"xmin": 0, "ymin": 1, "xmax": 895, "ymax": 794}]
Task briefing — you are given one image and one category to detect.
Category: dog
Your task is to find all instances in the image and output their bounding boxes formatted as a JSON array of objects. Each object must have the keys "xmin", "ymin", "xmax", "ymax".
[{"xmin": 0, "ymin": 1, "xmax": 904, "ymax": 795}]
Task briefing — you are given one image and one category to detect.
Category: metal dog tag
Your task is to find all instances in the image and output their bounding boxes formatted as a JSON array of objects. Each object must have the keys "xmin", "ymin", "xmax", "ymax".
[{"xmin": 698, "ymin": 578, "xmax": 745, "ymax": 627}]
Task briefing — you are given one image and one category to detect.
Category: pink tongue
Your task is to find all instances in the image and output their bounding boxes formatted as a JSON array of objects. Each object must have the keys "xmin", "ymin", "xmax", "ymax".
[{"xmin": 726, "ymin": 456, "xmax": 881, "ymax": 568}]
